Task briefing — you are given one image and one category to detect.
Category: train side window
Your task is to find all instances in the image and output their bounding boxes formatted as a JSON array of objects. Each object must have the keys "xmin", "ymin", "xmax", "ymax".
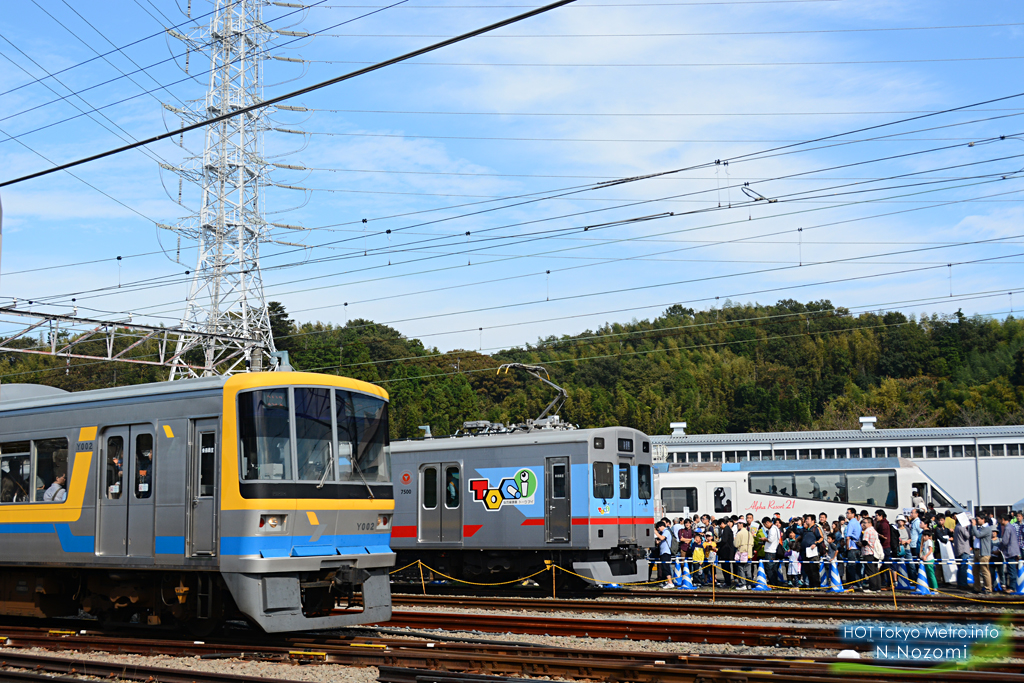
[
  {"xmin": 593, "ymin": 462, "xmax": 614, "ymax": 499},
  {"xmin": 105, "ymin": 436, "xmax": 124, "ymax": 499},
  {"xmin": 846, "ymin": 469, "xmax": 897, "ymax": 507},
  {"xmin": 35, "ymin": 438, "xmax": 69, "ymax": 503},
  {"xmin": 552, "ymin": 464, "xmax": 567, "ymax": 498},
  {"xmin": 749, "ymin": 473, "xmax": 794, "ymax": 498},
  {"xmin": 793, "ymin": 472, "xmax": 846, "ymax": 503},
  {"xmin": 0, "ymin": 441, "xmax": 31, "ymax": 503},
  {"xmin": 637, "ymin": 465, "xmax": 651, "ymax": 500},
  {"xmin": 238, "ymin": 389, "xmax": 292, "ymax": 481},
  {"xmin": 295, "ymin": 388, "xmax": 333, "ymax": 482},
  {"xmin": 423, "ymin": 467, "xmax": 438, "ymax": 510},
  {"xmin": 593, "ymin": 437, "xmax": 605, "ymax": 450},
  {"xmin": 713, "ymin": 486, "xmax": 732, "ymax": 513},
  {"xmin": 134, "ymin": 433, "xmax": 154, "ymax": 499},
  {"xmin": 198, "ymin": 433, "xmax": 216, "ymax": 497},
  {"xmin": 444, "ymin": 467, "xmax": 460, "ymax": 508},
  {"xmin": 661, "ymin": 487, "xmax": 697, "ymax": 514},
  {"xmin": 618, "ymin": 464, "xmax": 631, "ymax": 499}
]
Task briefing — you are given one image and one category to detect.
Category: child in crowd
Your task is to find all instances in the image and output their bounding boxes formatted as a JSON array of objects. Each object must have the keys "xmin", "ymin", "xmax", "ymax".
[
  {"xmin": 920, "ymin": 530, "xmax": 938, "ymax": 589},
  {"xmin": 702, "ymin": 533, "xmax": 717, "ymax": 586},
  {"xmin": 786, "ymin": 538, "xmax": 802, "ymax": 587}
]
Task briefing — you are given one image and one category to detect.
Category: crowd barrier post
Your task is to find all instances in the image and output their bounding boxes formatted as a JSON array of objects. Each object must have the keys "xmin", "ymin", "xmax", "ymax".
[
  {"xmin": 913, "ymin": 559, "xmax": 931, "ymax": 595},
  {"xmin": 895, "ymin": 560, "xmax": 913, "ymax": 591},
  {"xmin": 1015, "ymin": 559, "xmax": 1024, "ymax": 595},
  {"xmin": 679, "ymin": 559, "xmax": 697, "ymax": 590},
  {"xmin": 828, "ymin": 560, "xmax": 844, "ymax": 593},
  {"xmin": 994, "ymin": 563, "xmax": 1003, "ymax": 592},
  {"xmin": 753, "ymin": 561, "xmax": 771, "ymax": 591},
  {"xmin": 966, "ymin": 560, "xmax": 974, "ymax": 586},
  {"xmin": 671, "ymin": 557, "xmax": 683, "ymax": 587}
]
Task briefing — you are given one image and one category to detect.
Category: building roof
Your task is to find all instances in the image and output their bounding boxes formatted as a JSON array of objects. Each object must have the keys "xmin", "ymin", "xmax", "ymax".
[{"xmin": 653, "ymin": 424, "xmax": 1024, "ymax": 447}]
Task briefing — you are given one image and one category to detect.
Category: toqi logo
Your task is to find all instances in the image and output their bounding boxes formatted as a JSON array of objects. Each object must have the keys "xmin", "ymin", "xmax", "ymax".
[
  {"xmin": 400, "ymin": 471, "xmax": 412, "ymax": 486},
  {"xmin": 469, "ymin": 468, "xmax": 538, "ymax": 511}
]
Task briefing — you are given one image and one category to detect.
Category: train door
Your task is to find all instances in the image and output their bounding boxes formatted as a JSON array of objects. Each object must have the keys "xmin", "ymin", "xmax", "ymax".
[
  {"xmin": 419, "ymin": 463, "xmax": 463, "ymax": 543},
  {"xmin": 96, "ymin": 425, "xmax": 156, "ymax": 557},
  {"xmin": 708, "ymin": 481, "xmax": 736, "ymax": 516},
  {"xmin": 545, "ymin": 457, "xmax": 570, "ymax": 543},
  {"xmin": 618, "ymin": 461, "xmax": 635, "ymax": 543},
  {"xmin": 189, "ymin": 419, "xmax": 218, "ymax": 556}
]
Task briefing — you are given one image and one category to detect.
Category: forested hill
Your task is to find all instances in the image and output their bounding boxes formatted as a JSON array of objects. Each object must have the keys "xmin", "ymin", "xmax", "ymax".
[{"xmin": 4, "ymin": 299, "xmax": 1024, "ymax": 439}]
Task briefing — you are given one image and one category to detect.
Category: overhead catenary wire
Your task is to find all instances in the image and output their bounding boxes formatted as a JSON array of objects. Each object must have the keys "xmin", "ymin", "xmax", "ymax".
[{"xmin": 0, "ymin": 0, "xmax": 582, "ymax": 188}]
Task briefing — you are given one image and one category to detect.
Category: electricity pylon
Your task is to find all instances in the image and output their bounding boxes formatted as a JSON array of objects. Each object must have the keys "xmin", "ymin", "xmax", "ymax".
[{"xmin": 164, "ymin": 0, "xmax": 276, "ymax": 379}]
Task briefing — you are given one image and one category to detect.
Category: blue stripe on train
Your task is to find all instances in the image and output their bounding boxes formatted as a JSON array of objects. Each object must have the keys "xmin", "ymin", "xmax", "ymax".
[
  {"xmin": 220, "ymin": 533, "xmax": 392, "ymax": 557},
  {"xmin": 0, "ymin": 523, "xmax": 95, "ymax": 553}
]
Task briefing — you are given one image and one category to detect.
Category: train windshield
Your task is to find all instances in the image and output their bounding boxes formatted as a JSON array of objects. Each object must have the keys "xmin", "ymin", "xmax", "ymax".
[{"xmin": 239, "ymin": 387, "xmax": 390, "ymax": 483}]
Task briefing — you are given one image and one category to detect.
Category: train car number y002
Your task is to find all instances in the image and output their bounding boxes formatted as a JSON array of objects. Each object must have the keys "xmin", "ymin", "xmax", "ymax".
[
  {"xmin": 355, "ymin": 522, "xmax": 376, "ymax": 531},
  {"xmin": 76, "ymin": 441, "xmax": 94, "ymax": 452}
]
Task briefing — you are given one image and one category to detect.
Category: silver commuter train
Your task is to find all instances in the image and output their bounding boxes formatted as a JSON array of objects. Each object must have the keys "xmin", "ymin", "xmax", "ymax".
[
  {"xmin": 0, "ymin": 372, "xmax": 395, "ymax": 632},
  {"xmin": 390, "ymin": 423, "xmax": 653, "ymax": 585}
]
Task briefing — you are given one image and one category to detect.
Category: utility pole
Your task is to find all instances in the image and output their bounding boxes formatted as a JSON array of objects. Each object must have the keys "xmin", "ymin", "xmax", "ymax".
[{"xmin": 165, "ymin": 0, "xmax": 276, "ymax": 379}]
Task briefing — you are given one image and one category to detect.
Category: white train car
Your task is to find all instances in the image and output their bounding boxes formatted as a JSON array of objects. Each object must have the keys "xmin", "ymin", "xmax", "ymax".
[{"xmin": 654, "ymin": 457, "xmax": 961, "ymax": 521}]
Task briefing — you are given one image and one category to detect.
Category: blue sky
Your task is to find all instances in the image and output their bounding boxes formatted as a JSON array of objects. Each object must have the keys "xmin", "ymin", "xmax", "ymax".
[{"xmin": 1, "ymin": 0, "xmax": 1022, "ymax": 356}]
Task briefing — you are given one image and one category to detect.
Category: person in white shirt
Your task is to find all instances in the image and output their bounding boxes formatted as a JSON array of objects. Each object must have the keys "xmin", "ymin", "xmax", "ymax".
[
  {"xmin": 43, "ymin": 473, "xmax": 67, "ymax": 502},
  {"xmin": 764, "ymin": 517, "xmax": 782, "ymax": 585},
  {"xmin": 911, "ymin": 489, "xmax": 926, "ymax": 511}
]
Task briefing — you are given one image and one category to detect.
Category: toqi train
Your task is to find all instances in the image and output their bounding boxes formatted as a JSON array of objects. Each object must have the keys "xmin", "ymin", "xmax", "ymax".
[
  {"xmin": 0, "ymin": 372, "xmax": 395, "ymax": 633},
  {"xmin": 389, "ymin": 422, "xmax": 653, "ymax": 586}
]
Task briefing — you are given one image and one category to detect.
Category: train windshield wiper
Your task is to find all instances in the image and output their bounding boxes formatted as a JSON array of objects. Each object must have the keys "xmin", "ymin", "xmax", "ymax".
[
  {"xmin": 352, "ymin": 455, "xmax": 375, "ymax": 500},
  {"xmin": 316, "ymin": 447, "xmax": 334, "ymax": 489}
]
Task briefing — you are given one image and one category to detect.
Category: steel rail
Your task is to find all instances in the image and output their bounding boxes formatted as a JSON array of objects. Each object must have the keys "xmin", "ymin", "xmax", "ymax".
[
  {"xmin": 2, "ymin": 625, "xmax": 1021, "ymax": 683},
  {"xmin": 389, "ymin": 594, "xmax": 1023, "ymax": 624},
  {"xmin": 379, "ymin": 611, "xmax": 1024, "ymax": 658}
]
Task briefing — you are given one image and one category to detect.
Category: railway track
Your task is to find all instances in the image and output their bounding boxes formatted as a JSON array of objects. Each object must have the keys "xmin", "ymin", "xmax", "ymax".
[
  {"xmin": 389, "ymin": 594, "xmax": 1023, "ymax": 624},
  {"xmin": 379, "ymin": 610, "xmax": 1024, "ymax": 658},
  {"xmin": 1, "ymin": 624, "xmax": 1021, "ymax": 683},
  {"xmin": 391, "ymin": 583, "xmax": 1024, "ymax": 606}
]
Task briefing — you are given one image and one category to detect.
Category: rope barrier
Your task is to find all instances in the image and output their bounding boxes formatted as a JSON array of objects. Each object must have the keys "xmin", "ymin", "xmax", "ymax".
[{"xmin": 387, "ymin": 555, "xmax": 1022, "ymax": 604}]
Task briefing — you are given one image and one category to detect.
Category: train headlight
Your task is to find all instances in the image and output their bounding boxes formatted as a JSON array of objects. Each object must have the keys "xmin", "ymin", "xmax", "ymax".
[
  {"xmin": 260, "ymin": 514, "xmax": 286, "ymax": 532},
  {"xmin": 377, "ymin": 514, "xmax": 391, "ymax": 529}
]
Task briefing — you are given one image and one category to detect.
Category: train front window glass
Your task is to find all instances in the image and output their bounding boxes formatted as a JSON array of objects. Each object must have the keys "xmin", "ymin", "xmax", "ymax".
[
  {"xmin": 134, "ymin": 433, "xmax": 153, "ymax": 500},
  {"xmin": 552, "ymin": 464, "xmax": 567, "ymax": 498},
  {"xmin": 618, "ymin": 464, "xmax": 631, "ymax": 499},
  {"xmin": 713, "ymin": 486, "xmax": 733, "ymax": 513},
  {"xmin": 794, "ymin": 472, "xmax": 845, "ymax": 503},
  {"xmin": 336, "ymin": 390, "xmax": 391, "ymax": 483},
  {"xmin": 444, "ymin": 467, "xmax": 460, "ymax": 508},
  {"xmin": 617, "ymin": 438, "xmax": 634, "ymax": 453},
  {"xmin": 749, "ymin": 473, "xmax": 795, "ymax": 498},
  {"xmin": 661, "ymin": 487, "xmax": 697, "ymax": 514},
  {"xmin": 36, "ymin": 438, "xmax": 69, "ymax": 502},
  {"xmin": 846, "ymin": 470, "xmax": 897, "ymax": 507},
  {"xmin": 198, "ymin": 433, "xmax": 216, "ymax": 497},
  {"xmin": 295, "ymin": 388, "xmax": 333, "ymax": 482},
  {"xmin": 423, "ymin": 467, "xmax": 437, "ymax": 509},
  {"xmin": 930, "ymin": 486, "xmax": 955, "ymax": 508},
  {"xmin": 637, "ymin": 465, "xmax": 651, "ymax": 500},
  {"xmin": 593, "ymin": 462, "xmax": 614, "ymax": 499},
  {"xmin": 105, "ymin": 436, "xmax": 124, "ymax": 500},
  {"xmin": 239, "ymin": 389, "xmax": 292, "ymax": 481},
  {"xmin": 1, "ymin": 441, "xmax": 31, "ymax": 503}
]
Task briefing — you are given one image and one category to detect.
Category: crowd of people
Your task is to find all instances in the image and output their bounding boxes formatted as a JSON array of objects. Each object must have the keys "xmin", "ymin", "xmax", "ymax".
[{"xmin": 652, "ymin": 505, "xmax": 1024, "ymax": 594}]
